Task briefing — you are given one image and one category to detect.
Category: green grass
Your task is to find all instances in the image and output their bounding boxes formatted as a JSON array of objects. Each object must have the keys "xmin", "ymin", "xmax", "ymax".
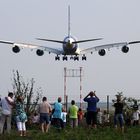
[{"xmin": 0, "ymin": 126, "xmax": 140, "ymax": 140}]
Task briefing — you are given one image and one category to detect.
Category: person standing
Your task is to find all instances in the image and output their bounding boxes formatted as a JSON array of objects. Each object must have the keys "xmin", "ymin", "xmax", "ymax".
[
  {"xmin": 83, "ymin": 91, "xmax": 99, "ymax": 128},
  {"xmin": 77, "ymin": 108, "xmax": 84, "ymax": 127},
  {"xmin": 132, "ymin": 101, "xmax": 140, "ymax": 126},
  {"xmin": 69, "ymin": 100, "xmax": 78, "ymax": 128},
  {"xmin": 113, "ymin": 96, "xmax": 124, "ymax": 133},
  {"xmin": 0, "ymin": 92, "xmax": 14, "ymax": 134},
  {"xmin": 38, "ymin": 97, "xmax": 52, "ymax": 133},
  {"xmin": 52, "ymin": 97, "xmax": 63, "ymax": 129},
  {"xmin": 15, "ymin": 95, "xmax": 27, "ymax": 136},
  {"xmin": 61, "ymin": 108, "xmax": 67, "ymax": 129}
]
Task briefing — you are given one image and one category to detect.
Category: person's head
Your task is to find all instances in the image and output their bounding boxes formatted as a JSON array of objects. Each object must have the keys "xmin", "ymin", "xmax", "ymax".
[
  {"xmin": 16, "ymin": 95, "xmax": 23, "ymax": 103},
  {"xmin": 58, "ymin": 97, "xmax": 62, "ymax": 103},
  {"xmin": 42, "ymin": 97, "xmax": 47, "ymax": 102},
  {"xmin": 103, "ymin": 110, "xmax": 107, "ymax": 114},
  {"xmin": 8, "ymin": 92, "xmax": 14, "ymax": 98},
  {"xmin": 71, "ymin": 100, "xmax": 75, "ymax": 105},
  {"xmin": 34, "ymin": 112, "xmax": 38, "ymax": 116},
  {"xmin": 134, "ymin": 100, "xmax": 137, "ymax": 105},
  {"xmin": 89, "ymin": 91, "xmax": 94, "ymax": 97},
  {"xmin": 78, "ymin": 108, "xmax": 82, "ymax": 112},
  {"xmin": 62, "ymin": 108, "xmax": 66, "ymax": 112},
  {"xmin": 116, "ymin": 95, "xmax": 121, "ymax": 102}
]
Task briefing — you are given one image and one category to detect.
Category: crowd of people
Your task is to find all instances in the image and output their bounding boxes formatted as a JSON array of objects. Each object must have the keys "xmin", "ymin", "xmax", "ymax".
[{"xmin": 0, "ymin": 91, "xmax": 139, "ymax": 136}]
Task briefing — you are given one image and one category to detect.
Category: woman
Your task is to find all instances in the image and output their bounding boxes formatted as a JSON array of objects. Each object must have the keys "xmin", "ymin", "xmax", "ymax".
[{"xmin": 15, "ymin": 95, "xmax": 27, "ymax": 136}]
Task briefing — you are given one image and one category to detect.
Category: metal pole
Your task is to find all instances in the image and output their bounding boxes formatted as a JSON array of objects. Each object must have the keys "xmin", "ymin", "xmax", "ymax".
[
  {"xmin": 107, "ymin": 95, "xmax": 109, "ymax": 114},
  {"xmin": 66, "ymin": 95, "xmax": 68, "ymax": 112},
  {"xmin": 80, "ymin": 67, "xmax": 82, "ymax": 108},
  {"xmin": 64, "ymin": 67, "xmax": 67, "ymax": 109}
]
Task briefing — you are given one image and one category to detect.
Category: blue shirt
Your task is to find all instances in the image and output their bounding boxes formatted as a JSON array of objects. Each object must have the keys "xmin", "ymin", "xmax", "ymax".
[
  {"xmin": 53, "ymin": 102, "xmax": 62, "ymax": 119},
  {"xmin": 84, "ymin": 97, "xmax": 99, "ymax": 112}
]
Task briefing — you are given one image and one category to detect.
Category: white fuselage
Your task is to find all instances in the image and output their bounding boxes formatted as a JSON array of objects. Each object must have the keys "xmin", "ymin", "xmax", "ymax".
[{"xmin": 63, "ymin": 36, "xmax": 78, "ymax": 55}]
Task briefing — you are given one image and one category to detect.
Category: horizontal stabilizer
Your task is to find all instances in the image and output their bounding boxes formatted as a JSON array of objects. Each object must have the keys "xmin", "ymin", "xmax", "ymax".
[
  {"xmin": 36, "ymin": 38, "xmax": 64, "ymax": 44},
  {"xmin": 73, "ymin": 38, "xmax": 103, "ymax": 44}
]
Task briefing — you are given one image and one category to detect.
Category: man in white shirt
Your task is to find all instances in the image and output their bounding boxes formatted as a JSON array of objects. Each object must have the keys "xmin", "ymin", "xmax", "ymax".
[{"xmin": 0, "ymin": 92, "xmax": 14, "ymax": 134}]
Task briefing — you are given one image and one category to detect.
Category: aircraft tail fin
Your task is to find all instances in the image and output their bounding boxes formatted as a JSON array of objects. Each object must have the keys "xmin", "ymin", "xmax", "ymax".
[{"xmin": 68, "ymin": 5, "xmax": 71, "ymax": 37}]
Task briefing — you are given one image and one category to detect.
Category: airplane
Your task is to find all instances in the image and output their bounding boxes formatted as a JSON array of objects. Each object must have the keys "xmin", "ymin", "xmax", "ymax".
[{"xmin": 0, "ymin": 6, "xmax": 140, "ymax": 61}]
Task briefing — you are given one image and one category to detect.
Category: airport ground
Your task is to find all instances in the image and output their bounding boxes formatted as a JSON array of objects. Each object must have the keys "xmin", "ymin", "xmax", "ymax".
[{"xmin": 0, "ymin": 125, "xmax": 140, "ymax": 140}]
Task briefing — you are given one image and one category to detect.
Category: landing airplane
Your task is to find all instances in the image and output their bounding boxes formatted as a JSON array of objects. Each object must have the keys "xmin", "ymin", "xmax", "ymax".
[{"xmin": 0, "ymin": 6, "xmax": 140, "ymax": 61}]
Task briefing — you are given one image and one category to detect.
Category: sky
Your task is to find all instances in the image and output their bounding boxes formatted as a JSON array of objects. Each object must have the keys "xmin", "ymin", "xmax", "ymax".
[{"xmin": 0, "ymin": 0, "xmax": 140, "ymax": 103}]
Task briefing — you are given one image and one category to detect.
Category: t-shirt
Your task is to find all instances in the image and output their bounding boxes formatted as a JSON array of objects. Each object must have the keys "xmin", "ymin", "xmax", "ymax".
[
  {"xmin": 84, "ymin": 97, "xmax": 99, "ymax": 112},
  {"xmin": 61, "ymin": 112, "xmax": 67, "ymax": 122},
  {"xmin": 78, "ymin": 111, "xmax": 84, "ymax": 120},
  {"xmin": 53, "ymin": 102, "xmax": 62, "ymax": 119},
  {"xmin": 1, "ymin": 97, "xmax": 14, "ymax": 115},
  {"xmin": 69, "ymin": 105, "xmax": 78, "ymax": 119},
  {"xmin": 114, "ymin": 102, "xmax": 123, "ymax": 114},
  {"xmin": 133, "ymin": 110, "xmax": 140, "ymax": 121}
]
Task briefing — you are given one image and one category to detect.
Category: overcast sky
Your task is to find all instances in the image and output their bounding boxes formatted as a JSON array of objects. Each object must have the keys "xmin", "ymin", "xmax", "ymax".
[{"xmin": 0, "ymin": 0, "xmax": 140, "ymax": 103}]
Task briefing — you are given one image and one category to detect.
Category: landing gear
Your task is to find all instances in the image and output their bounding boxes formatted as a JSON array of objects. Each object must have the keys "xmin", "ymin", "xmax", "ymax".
[
  {"xmin": 62, "ymin": 55, "xmax": 68, "ymax": 61},
  {"xmin": 82, "ymin": 55, "xmax": 86, "ymax": 61},
  {"xmin": 74, "ymin": 56, "xmax": 79, "ymax": 61},
  {"xmin": 55, "ymin": 55, "xmax": 60, "ymax": 61},
  {"xmin": 54, "ymin": 55, "xmax": 86, "ymax": 61}
]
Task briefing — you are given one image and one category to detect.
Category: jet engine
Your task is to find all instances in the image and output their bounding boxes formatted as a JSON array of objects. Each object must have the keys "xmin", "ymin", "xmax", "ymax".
[
  {"xmin": 36, "ymin": 49, "xmax": 44, "ymax": 56},
  {"xmin": 98, "ymin": 49, "xmax": 106, "ymax": 56},
  {"xmin": 12, "ymin": 45, "xmax": 20, "ymax": 53},
  {"xmin": 121, "ymin": 45, "xmax": 129, "ymax": 53}
]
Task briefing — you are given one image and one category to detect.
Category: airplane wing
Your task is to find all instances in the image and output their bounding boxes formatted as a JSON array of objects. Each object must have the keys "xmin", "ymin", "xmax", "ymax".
[
  {"xmin": 80, "ymin": 41, "xmax": 140, "ymax": 54},
  {"xmin": 0, "ymin": 40, "xmax": 63, "ymax": 55}
]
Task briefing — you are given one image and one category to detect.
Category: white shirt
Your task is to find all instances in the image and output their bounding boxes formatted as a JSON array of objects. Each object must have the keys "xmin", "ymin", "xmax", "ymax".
[
  {"xmin": 133, "ymin": 110, "xmax": 140, "ymax": 121},
  {"xmin": 1, "ymin": 97, "xmax": 14, "ymax": 115},
  {"xmin": 61, "ymin": 112, "xmax": 67, "ymax": 122}
]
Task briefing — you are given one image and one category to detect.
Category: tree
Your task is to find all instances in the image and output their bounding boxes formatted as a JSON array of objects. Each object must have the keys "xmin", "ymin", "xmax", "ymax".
[
  {"xmin": 12, "ymin": 70, "xmax": 42, "ymax": 116},
  {"xmin": 112, "ymin": 91, "xmax": 140, "ymax": 112}
]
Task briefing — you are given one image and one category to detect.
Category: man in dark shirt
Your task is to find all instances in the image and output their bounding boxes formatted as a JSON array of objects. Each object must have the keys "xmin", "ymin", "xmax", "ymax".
[
  {"xmin": 83, "ymin": 91, "xmax": 99, "ymax": 128},
  {"xmin": 113, "ymin": 96, "xmax": 124, "ymax": 133}
]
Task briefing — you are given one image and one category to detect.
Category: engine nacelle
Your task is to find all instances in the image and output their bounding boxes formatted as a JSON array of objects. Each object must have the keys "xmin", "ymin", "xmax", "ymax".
[
  {"xmin": 98, "ymin": 49, "xmax": 106, "ymax": 56},
  {"xmin": 36, "ymin": 49, "xmax": 44, "ymax": 56},
  {"xmin": 121, "ymin": 45, "xmax": 129, "ymax": 53},
  {"xmin": 12, "ymin": 45, "xmax": 20, "ymax": 53}
]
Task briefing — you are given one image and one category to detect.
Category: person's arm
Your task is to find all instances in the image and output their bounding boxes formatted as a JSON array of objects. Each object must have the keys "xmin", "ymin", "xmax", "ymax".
[
  {"xmin": 83, "ymin": 92, "xmax": 91, "ymax": 101},
  {"xmin": 49, "ymin": 103, "xmax": 52, "ymax": 113},
  {"xmin": 5, "ymin": 97, "xmax": 15, "ymax": 106},
  {"xmin": 94, "ymin": 92, "xmax": 99, "ymax": 102}
]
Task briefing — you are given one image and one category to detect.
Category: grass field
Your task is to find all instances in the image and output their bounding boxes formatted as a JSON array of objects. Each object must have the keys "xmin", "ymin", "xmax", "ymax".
[{"xmin": 0, "ymin": 126, "xmax": 140, "ymax": 140}]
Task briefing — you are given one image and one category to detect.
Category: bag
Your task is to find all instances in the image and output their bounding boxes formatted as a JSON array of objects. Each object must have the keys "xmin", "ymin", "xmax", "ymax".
[{"xmin": 19, "ymin": 112, "xmax": 27, "ymax": 122}]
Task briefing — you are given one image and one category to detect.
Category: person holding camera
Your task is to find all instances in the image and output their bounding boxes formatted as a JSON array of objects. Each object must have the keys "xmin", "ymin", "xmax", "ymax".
[{"xmin": 83, "ymin": 91, "xmax": 99, "ymax": 128}]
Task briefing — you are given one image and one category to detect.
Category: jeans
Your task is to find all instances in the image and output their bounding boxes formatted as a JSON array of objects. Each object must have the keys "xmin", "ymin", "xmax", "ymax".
[
  {"xmin": 114, "ymin": 113, "xmax": 124, "ymax": 127},
  {"xmin": 0, "ymin": 114, "xmax": 12, "ymax": 134}
]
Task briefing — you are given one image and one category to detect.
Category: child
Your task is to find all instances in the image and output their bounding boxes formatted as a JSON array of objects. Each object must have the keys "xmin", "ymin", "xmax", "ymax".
[
  {"xmin": 61, "ymin": 108, "xmax": 67, "ymax": 128},
  {"xmin": 78, "ymin": 108, "xmax": 84, "ymax": 126}
]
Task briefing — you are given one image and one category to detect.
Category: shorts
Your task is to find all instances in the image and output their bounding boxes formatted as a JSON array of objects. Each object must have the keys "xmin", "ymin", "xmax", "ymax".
[
  {"xmin": 114, "ymin": 114, "xmax": 124, "ymax": 127},
  {"xmin": 86, "ymin": 111, "xmax": 97, "ymax": 125},
  {"xmin": 40, "ymin": 113, "xmax": 49, "ymax": 124},
  {"xmin": 51, "ymin": 118, "xmax": 63, "ymax": 129}
]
